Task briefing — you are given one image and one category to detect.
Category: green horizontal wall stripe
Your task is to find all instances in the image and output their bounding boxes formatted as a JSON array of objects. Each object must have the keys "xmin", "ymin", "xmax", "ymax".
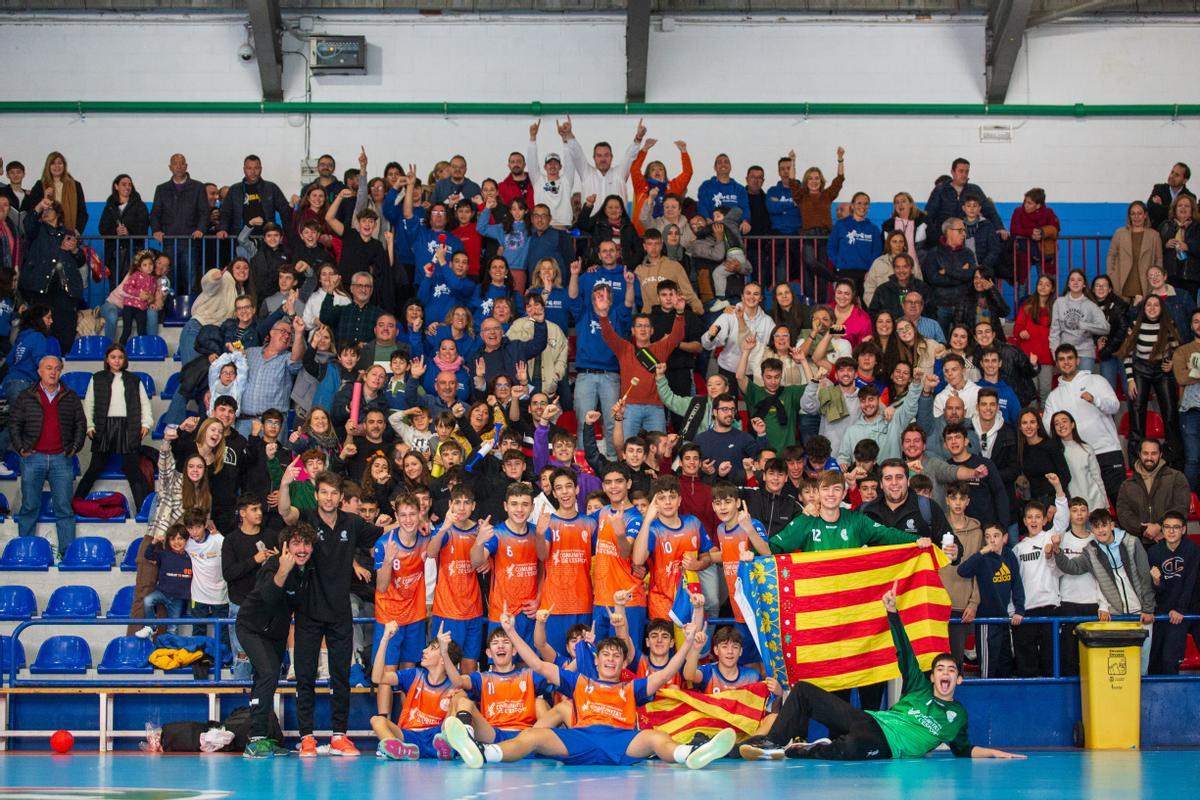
[{"xmin": 0, "ymin": 101, "xmax": 1197, "ymax": 117}]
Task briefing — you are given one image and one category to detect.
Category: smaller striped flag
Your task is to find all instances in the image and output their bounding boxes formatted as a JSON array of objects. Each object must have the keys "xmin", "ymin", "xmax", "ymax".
[
  {"xmin": 668, "ymin": 553, "xmax": 703, "ymax": 628},
  {"xmin": 638, "ymin": 684, "xmax": 772, "ymax": 743}
]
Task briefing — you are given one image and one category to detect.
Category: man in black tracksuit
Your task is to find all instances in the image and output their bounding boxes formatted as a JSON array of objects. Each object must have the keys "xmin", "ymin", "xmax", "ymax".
[
  {"xmin": 236, "ymin": 522, "xmax": 314, "ymax": 758},
  {"xmin": 278, "ymin": 467, "xmax": 385, "ymax": 756},
  {"xmin": 741, "ymin": 458, "xmax": 803, "ymax": 539}
]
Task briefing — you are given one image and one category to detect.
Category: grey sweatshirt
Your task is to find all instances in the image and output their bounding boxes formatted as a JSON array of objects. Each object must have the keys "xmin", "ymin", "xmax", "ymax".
[{"xmin": 1050, "ymin": 294, "xmax": 1110, "ymax": 360}]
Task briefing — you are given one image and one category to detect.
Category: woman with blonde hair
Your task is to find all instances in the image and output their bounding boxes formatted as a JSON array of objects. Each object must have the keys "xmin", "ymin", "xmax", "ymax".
[
  {"xmin": 882, "ymin": 190, "xmax": 928, "ymax": 266},
  {"xmin": 895, "ymin": 317, "xmax": 945, "ymax": 374},
  {"xmin": 529, "ymin": 257, "xmax": 571, "ymax": 331},
  {"xmin": 28, "ymin": 151, "xmax": 87, "ymax": 233}
]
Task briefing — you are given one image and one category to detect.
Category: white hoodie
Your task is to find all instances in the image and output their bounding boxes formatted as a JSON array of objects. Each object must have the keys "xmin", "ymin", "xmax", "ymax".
[{"xmin": 1043, "ymin": 370, "xmax": 1122, "ymax": 456}]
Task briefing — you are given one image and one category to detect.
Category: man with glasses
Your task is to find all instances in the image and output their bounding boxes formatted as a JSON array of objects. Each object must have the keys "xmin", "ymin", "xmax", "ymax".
[
  {"xmin": 237, "ymin": 316, "xmax": 307, "ymax": 438},
  {"xmin": 890, "ymin": 286, "xmax": 946, "ymax": 345},
  {"xmin": 694, "ymin": 394, "xmax": 766, "ymax": 485},
  {"xmin": 526, "ymin": 203, "xmax": 575, "ymax": 272},
  {"xmin": 925, "ymin": 218, "xmax": 978, "ymax": 336},
  {"xmin": 432, "ymin": 155, "xmax": 482, "ymax": 207},
  {"xmin": 321, "ymin": 271, "xmax": 383, "ymax": 343}
]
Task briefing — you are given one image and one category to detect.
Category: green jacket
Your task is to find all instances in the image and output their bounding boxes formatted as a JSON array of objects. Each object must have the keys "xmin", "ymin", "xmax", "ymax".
[
  {"xmin": 768, "ymin": 509, "xmax": 917, "ymax": 554},
  {"xmin": 744, "ymin": 382, "xmax": 805, "ymax": 453},
  {"xmin": 868, "ymin": 612, "xmax": 974, "ymax": 758}
]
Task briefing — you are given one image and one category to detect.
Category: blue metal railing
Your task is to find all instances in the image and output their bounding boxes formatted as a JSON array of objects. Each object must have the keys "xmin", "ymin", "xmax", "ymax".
[{"xmin": 8, "ymin": 613, "xmax": 1200, "ymax": 688}]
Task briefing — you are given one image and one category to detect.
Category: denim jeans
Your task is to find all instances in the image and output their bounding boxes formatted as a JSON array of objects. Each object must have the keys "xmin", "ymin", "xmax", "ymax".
[
  {"xmin": 622, "ymin": 403, "xmax": 666, "ymax": 438},
  {"xmin": 1182, "ymin": 409, "xmax": 1200, "ymax": 496},
  {"xmin": 143, "ymin": 590, "xmax": 187, "ymax": 634},
  {"xmin": 574, "ymin": 370, "xmax": 620, "ymax": 455},
  {"xmin": 163, "ymin": 390, "xmax": 198, "ymax": 426},
  {"xmin": 177, "ymin": 317, "xmax": 202, "ymax": 365},
  {"xmin": 191, "ymin": 601, "xmax": 231, "ymax": 663},
  {"xmin": 1077, "ymin": 356, "xmax": 1096, "ymax": 373},
  {"xmin": 102, "ymin": 302, "xmax": 161, "ymax": 341},
  {"xmin": 1097, "ymin": 356, "xmax": 1125, "ymax": 395},
  {"xmin": 228, "ymin": 601, "xmax": 254, "ymax": 680},
  {"xmin": 16, "ymin": 453, "xmax": 76, "ymax": 551}
]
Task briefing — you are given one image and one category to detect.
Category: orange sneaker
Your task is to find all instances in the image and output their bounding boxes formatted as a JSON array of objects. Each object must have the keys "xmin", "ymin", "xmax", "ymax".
[
  {"xmin": 329, "ymin": 735, "xmax": 360, "ymax": 757},
  {"xmin": 298, "ymin": 735, "xmax": 318, "ymax": 758}
]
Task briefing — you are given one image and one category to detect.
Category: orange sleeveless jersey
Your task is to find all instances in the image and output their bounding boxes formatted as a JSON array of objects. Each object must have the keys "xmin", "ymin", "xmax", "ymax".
[
  {"xmin": 374, "ymin": 531, "xmax": 428, "ymax": 626},
  {"xmin": 396, "ymin": 670, "xmax": 454, "ymax": 731},
  {"xmin": 591, "ymin": 506, "xmax": 646, "ymax": 608},
  {"xmin": 431, "ymin": 523, "xmax": 483, "ymax": 620},
  {"xmin": 645, "ymin": 517, "xmax": 711, "ymax": 621},
  {"xmin": 475, "ymin": 668, "xmax": 542, "ymax": 730},
  {"xmin": 570, "ymin": 675, "xmax": 639, "ymax": 729},
  {"xmin": 633, "ymin": 654, "xmax": 681, "ymax": 688},
  {"xmin": 714, "ymin": 519, "xmax": 765, "ymax": 624},
  {"xmin": 540, "ymin": 514, "xmax": 596, "ymax": 615},
  {"xmin": 485, "ymin": 522, "xmax": 542, "ymax": 622}
]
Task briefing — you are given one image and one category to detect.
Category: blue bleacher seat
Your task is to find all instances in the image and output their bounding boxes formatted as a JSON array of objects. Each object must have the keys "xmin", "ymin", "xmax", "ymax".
[
  {"xmin": 30, "ymin": 635, "xmax": 91, "ymax": 674},
  {"xmin": 43, "ymin": 585, "xmax": 102, "ymax": 618},
  {"xmin": 58, "ymin": 536, "xmax": 116, "ymax": 571},
  {"xmin": 0, "ymin": 585, "xmax": 38, "ymax": 620},
  {"xmin": 60, "ymin": 371, "xmax": 93, "ymax": 397},
  {"xmin": 0, "ymin": 491, "xmax": 8, "ymax": 519},
  {"xmin": 349, "ymin": 662, "xmax": 369, "ymax": 687},
  {"xmin": 0, "ymin": 537, "xmax": 53, "ymax": 571},
  {"xmin": 133, "ymin": 371, "xmax": 157, "ymax": 398},
  {"xmin": 107, "ymin": 585, "xmax": 136, "ymax": 618},
  {"xmin": 126, "ymin": 335, "xmax": 168, "ymax": 361},
  {"xmin": 135, "ymin": 494, "xmax": 156, "ymax": 526},
  {"xmin": 153, "ymin": 412, "xmax": 197, "ymax": 440},
  {"xmin": 120, "ymin": 536, "xmax": 143, "ymax": 571},
  {"xmin": 160, "ymin": 373, "xmax": 181, "ymax": 401},
  {"xmin": 173, "ymin": 348, "xmax": 181, "ymax": 362},
  {"xmin": 0, "ymin": 451, "xmax": 19, "ymax": 480},
  {"xmin": 98, "ymin": 636, "xmax": 154, "ymax": 674},
  {"xmin": 0, "ymin": 635, "xmax": 27, "ymax": 674},
  {"xmin": 97, "ymin": 453, "xmax": 125, "ymax": 480},
  {"xmin": 164, "ymin": 294, "xmax": 192, "ymax": 328},
  {"xmin": 66, "ymin": 335, "xmax": 113, "ymax": 362}
]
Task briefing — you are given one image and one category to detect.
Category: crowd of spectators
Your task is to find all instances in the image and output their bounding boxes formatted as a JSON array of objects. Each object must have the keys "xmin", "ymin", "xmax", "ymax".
[{"xmin": 1, "ymin": 131, "xmax": 1198, "ymax": 716}]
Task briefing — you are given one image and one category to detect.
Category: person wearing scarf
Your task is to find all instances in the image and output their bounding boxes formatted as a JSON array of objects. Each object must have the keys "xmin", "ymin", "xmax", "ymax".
[{"xmin": 736, "ymin": 341, "xmax": 805, "ymax": 453}]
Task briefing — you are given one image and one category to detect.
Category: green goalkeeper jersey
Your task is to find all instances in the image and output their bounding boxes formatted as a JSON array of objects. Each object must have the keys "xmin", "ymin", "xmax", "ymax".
[{"xmin": 768, "ymin": 509, "xmax": 917, "ymax": 554}]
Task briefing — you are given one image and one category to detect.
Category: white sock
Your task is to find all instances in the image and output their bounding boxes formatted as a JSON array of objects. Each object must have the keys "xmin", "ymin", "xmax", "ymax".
[
  {"xmin": 483, "ymin": 744, "xmax": 503, "ymax": 762},
  {"xmin": 673, "ymin": 744, "xmax": 692, "ymax": 763}
]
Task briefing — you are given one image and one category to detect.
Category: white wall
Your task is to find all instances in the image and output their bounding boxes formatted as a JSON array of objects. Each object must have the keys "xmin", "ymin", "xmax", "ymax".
[{"xmin": 0, "ymin": 12, "xmax": 1197, "ymax": 207}]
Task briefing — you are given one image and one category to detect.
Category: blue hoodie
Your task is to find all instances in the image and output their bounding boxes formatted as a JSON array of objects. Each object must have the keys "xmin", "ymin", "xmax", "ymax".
[
  {"xmin": 976, "ymin": 377, "xmax": 1022, "ymax": 426},
  {"xmin": 381, "ymin": 189, "xmax": 414, "ymax": 266},
  {"xmin": 477, "ymin": 209, "xmax": 533, "ymax": 272},
  {"xmin": 827, "ymin": 216, "xmax": 882, "ymax": 271},
  {"xmin": 766, "ymin": 180, "xmax": 801, "ymax": 234},
  {"xmin": 568, "ymin": 266, "xmax": 640, "ymax": 372},
  {"xmin": 5, "ymin": 329, "xmax": 62, "ymax": 385},
  {"xmin": 418, "ymin": 263, "xmax": 479, "ymax": 328},
  {"xmin": 402, "ymin": 215, "xmax": 464, "ymax": 287},
  {"xmin": 696, "ymin": 177, "xmax": 751, "ymax": 221},
  {"xmin": 475, "ymin": 284, "xmax": 524, "ymax": 320}
]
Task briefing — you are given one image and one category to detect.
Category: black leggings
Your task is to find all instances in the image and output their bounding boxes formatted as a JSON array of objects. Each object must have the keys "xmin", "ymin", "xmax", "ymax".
[
  {"xmin": 767, "ymin": 682, "xmax": 892, "ymax": 760},
  {"xmin": 75, "ymin": 448, "xmax": 150, "ymax": 510},
  {"xmin": 294, "ymin": 614, "xmax": 353, "ymax": 737},
  {"xmin": 236, "ymin": 623, "xmax": 286, "ymax": 740},
  {"xmin": 1128, "ymin": 358, "xmax": 1182, "ymax": 468}
]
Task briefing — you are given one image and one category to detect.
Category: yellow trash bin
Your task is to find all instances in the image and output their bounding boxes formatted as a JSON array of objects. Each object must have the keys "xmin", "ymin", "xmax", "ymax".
[{"xmin": 1076, "ymin": 621, "xmax": 1148, "ymax": 750}]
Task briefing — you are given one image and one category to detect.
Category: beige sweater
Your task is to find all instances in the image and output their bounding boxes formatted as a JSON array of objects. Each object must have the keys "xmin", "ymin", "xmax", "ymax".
[
  {"xmin": 941, "ymin": 516, "xmax": 982, "ymax": 613},
  {"xmin": 190, "ymin": 269, "xmax": 239, "ymax": 327},
  {"xmin": 634, "ymin": 258, "xmax": 703, "ymax": 314}
]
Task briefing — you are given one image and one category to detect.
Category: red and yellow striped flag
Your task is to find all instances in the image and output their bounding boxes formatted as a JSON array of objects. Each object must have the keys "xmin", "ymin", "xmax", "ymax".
[
  {"xmin": 736, "ymin": 544, "xmax": 950, "ymax": 692},
  {"xmin": 638, "ymin": 683, "xmax": 772, "ymax": 743}
]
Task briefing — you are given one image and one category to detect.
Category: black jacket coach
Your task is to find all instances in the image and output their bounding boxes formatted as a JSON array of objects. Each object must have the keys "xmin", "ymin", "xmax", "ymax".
[
  {"xmin": 298, "ymin": 508, "xmax": 383, "ymax": 623},
  {"xmin": 861, "ymin": 492, "xmax": 951, "ymax": 542}
]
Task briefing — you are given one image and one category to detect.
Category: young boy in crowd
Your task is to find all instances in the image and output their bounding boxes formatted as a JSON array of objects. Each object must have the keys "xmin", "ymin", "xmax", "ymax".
[
  {"xmin": 941, "ymin": 482, "xmax": 982, "ymax": 668},
  {"xmin": 1011, "ymin": 474, "xmax": 1068, "ymax": 677},
  {"xmin": 441, "ymin": 608, "xmax": 735, "ymax": 770},
  {"xmin": 536, "ymin": 468, "xmax": 598, "ymax": 654},
  {"xmin": 1147, "ymin": 511, "xmax": 1200, "ymax": 675},
  {"xmin": 910, "ymin": 474, "xmax": 934, "ymax": 499},
  {"xmin": 222, "ymin": 494, "xmax": 279, "ymax": 680},
  {"xmin": 439, "ymin": 627, "xmax": 551, "ymax": 746},
  {"xmin": 472, "ymin": 482, "xmax": 542, "ymax": 643},
  {"xmin": 371, "ymin": 623, "xmax": 461, "ymax": 760},
  {"xmin": 184, "ymin": 509, "xmax": 230, "ymax": 670},
  {"xmin": 633, "ymin": 475, "xmax": 713, "ymax": 623},
  {"xmin": 208, "ymin": 348, "xmax": 248, "ymax": 416},
  {"xmin": 533, "ymin": 425, "xmax": 601, "ymax": 514},
  {"xmin": 957, "ymin": 523, "xmax": 1025, "ymax": 677},
  {"xmin": 1056, "ymin": 496, "xmax": 1101, "ymax": 676},
  {"xmin": 374, "ymin": 493, "xmax": 431, "ymax": 724},
  {"xmin": 137, "ymin": 524, "xmax": 193, "ymax": 638},
  {"xmin": 425, "ymin": 485, "xmax": 485, "ymax": 673},
  {"xmin": 708, "ymin": 483, "xmax": 770, "ymax": 666}
]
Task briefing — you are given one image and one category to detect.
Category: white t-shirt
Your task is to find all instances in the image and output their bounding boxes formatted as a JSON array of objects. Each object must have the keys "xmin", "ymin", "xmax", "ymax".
[{"xmin": 186, "ymin": 533, "xmax": 229, "ymax": 605}]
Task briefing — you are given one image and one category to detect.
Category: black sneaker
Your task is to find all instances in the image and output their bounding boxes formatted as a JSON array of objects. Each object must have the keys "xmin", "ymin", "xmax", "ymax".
[
  {"xmin": 739, "ymin": 735, "xmax": 785, "ymax": 761},
  {"xmin": 783, "ymin": 737, "xmax": 832, "ymax": 759}
]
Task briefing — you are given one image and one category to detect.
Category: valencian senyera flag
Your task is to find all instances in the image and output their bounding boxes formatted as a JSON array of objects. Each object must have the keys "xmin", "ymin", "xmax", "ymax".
[
  {"xmin": 735, "ymin": 544, "xmax": 950, "ymax": 692},
  {"xmin": 638, "ymin": 684, "xmax": 772, "ymax": 743}
]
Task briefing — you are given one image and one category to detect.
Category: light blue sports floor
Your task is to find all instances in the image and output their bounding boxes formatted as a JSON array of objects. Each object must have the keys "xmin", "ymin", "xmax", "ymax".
[{"xmin": 0, "ymin": 750, "xmax": 1196, "ymax": 800}]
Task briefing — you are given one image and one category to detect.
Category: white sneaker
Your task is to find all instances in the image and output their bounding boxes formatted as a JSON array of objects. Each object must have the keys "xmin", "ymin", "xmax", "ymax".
[
  {"xmin": 134, "ymin": 626, "xmax": 154, "ymax": 639},
  {"xmin": 0, "ymin": 464, "xmax": 15, "ymax": 478}
]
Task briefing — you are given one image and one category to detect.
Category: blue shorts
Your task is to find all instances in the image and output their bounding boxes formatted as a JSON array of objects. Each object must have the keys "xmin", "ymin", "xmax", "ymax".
[
  {"xmin": 487, "ymin": 615, "xmax": 534, "ymax": 649},
  {"xmin": 400, "ymin": 727, "xmax": 443, "ymax": 760},
  {"xmin": 733, "ymin": 621, "xmax": 761, "ymax": 666},
  {"xmin": 431, "ymin": 615, "xmax": 485, "ymax": 662},
  {"xmin": 550, "ymin": 725, "xmax": 643, "ymax": 766},
  {"xmin": 543, "ymin": 613, "xmax": 593, "ymax": 657},
  {"xmin": 374, "ymin": 620, "xmax": 427, "ymax": 666},
  {"xmin": 593, "ymin": 605, "xmax": 646, "ymax": 651},
  {"xmin": 491, "ymin": 727, "xmax": 521, "ymax": 743}
]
